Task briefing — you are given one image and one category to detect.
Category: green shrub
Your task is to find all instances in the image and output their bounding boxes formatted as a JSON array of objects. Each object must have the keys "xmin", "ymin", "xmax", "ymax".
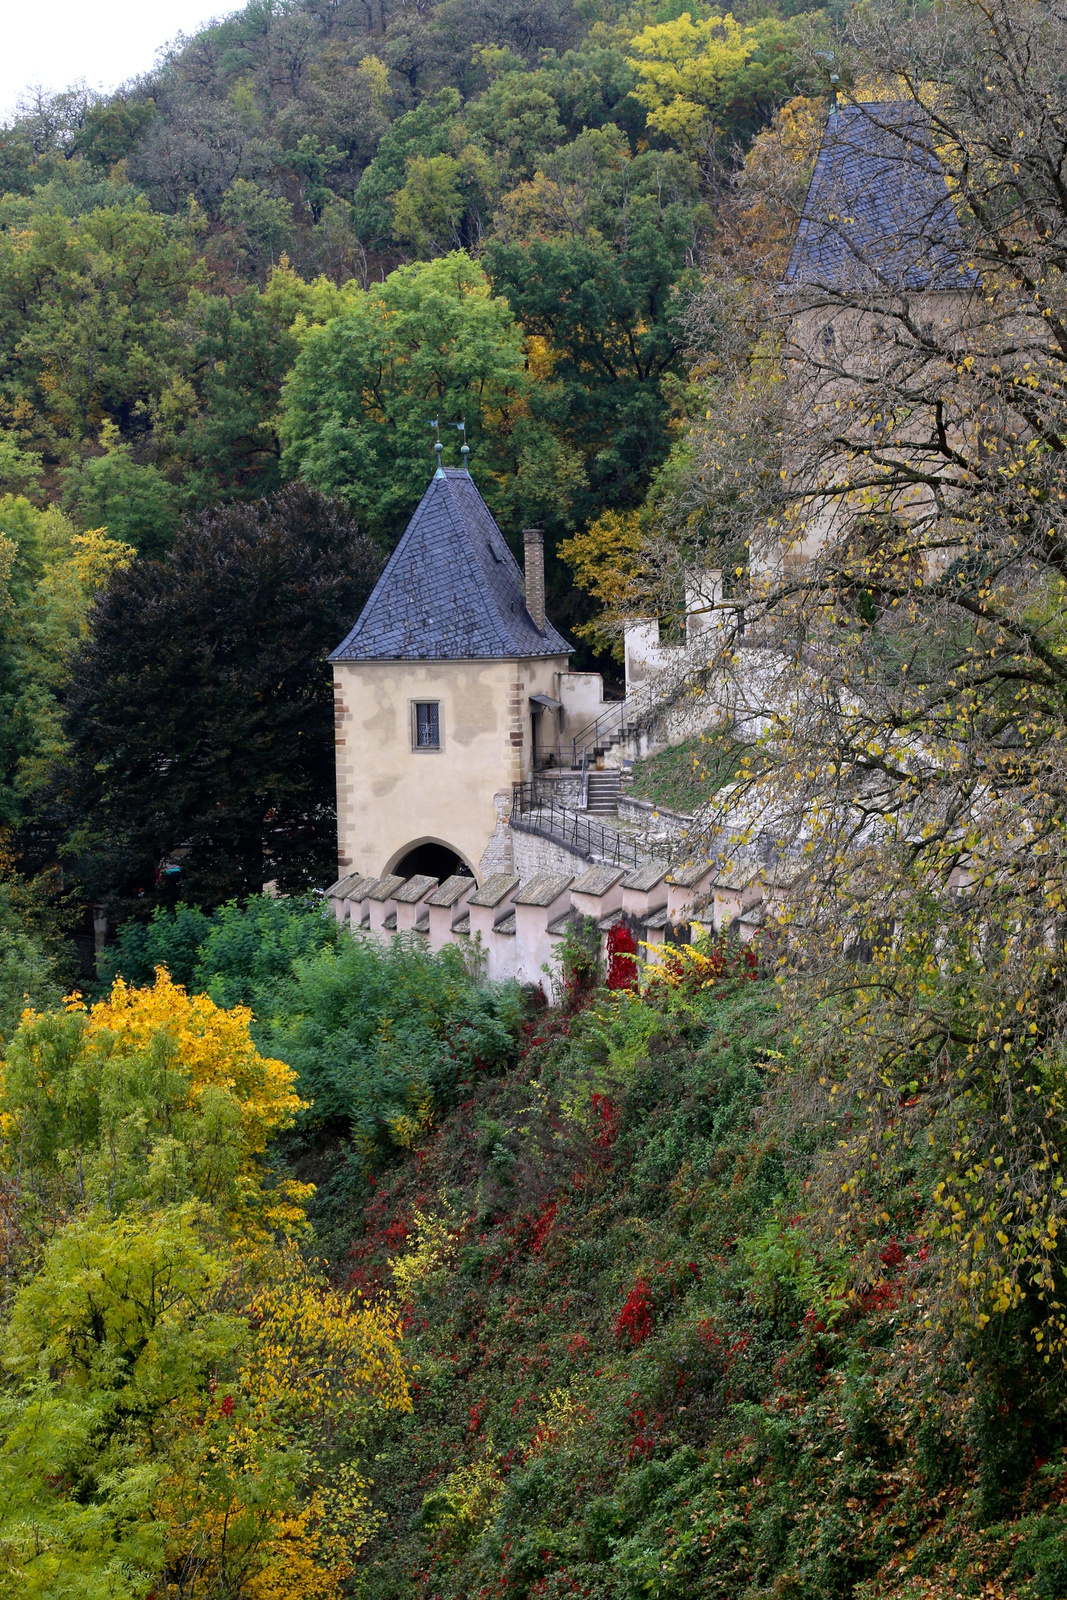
[
  {"xmin": 97, "ymin": 901, "xmax": 214, "ymax": 991},
  {"xmin": 0, "ymin": 887, "xmax": 60, "ymax": 1048},
  {"xmin": 265, "ymin": 935, "xmax": 523, "ymax": 1149},
  {"xmin": 96, "ymin": 893, "xmax": 339, "ymax": 1000}
]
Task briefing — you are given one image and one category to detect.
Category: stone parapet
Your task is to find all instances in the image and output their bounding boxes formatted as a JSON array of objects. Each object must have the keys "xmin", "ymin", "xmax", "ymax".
[{"xmin": 324, "ymin": 859, "xmax": 770, "ymax": 997}]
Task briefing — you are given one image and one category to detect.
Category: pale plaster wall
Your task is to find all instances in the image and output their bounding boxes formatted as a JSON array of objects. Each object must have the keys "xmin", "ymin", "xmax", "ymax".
[
  {"xmin": 558, "ymin": 671, "xmax": 608, "ymax": 742},
  {"xmin": 515, "ymin": 891, "xmax": 573, "ymax": 991},
  {"xmin": 333, "ymin": 654, "xmax": 568, "ymax": 880}
]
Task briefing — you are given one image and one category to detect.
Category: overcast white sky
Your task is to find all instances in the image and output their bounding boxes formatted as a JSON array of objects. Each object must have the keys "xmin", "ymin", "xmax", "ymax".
[{"xmin": 3, "ymin": 0, "xmax": 235, "ymax": 123}]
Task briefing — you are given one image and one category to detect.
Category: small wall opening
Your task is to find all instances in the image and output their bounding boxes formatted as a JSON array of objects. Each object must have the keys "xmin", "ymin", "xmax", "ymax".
[{"xmin": 392, "ymin": 842, "xmax": 473, "ymax": 881}]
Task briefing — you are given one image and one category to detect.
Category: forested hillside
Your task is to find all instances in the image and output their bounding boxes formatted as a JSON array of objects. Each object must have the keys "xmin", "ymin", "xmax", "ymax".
[
  {"xmin": 0, "ymin": 0, "xmax": 817, "ymax": 550},
  {"xmin": 0, "ymin": 0, "xmax": 823, "ymax": 922},
  {"xmin": 4, "ymin": 900, "xmax": 1066, "ymax": 1597}
]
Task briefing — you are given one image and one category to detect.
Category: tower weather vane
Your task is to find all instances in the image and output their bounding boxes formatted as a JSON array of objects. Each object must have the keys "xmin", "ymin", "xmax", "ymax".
[
  {"xmin": 426, "ymin": 418, "xmax": 469, "ymax": 472},
  {"xmin": 426, "ymin": 417, "xmax": 443, "ymax": 473}
]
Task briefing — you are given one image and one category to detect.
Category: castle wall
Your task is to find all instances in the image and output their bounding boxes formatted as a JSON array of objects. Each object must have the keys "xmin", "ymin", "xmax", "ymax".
[{"xmin": 333, "ymin": 653, "xmax": 569, "ymax": 881}]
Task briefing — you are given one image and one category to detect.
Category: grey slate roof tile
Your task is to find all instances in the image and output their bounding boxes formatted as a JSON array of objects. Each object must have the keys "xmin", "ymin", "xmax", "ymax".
[
  {"xmin": 570, "ymin": 866, "xmax": 625, "ymax": 897},
  {"xmin": 668, "ymin": 859, "xmax": 715, "ymax": 888},
  {"xmin": 714, "ymin": 864, "xmax": 763, "ymax": 891},
  {"xmin": 785, "ymin": 103, "xmax": 979, "ymax": 293},
  {"xmin": 425, "ymin": 874, "xmax": 475, "ymax": 907},
  {"xmin": 514, "ymin": 873, "xmax": 573, "ymax": 907},
  {"xmin": 469, "ymin": 873, "xmax": 520, "ymax": 908},
  {"xmin": 622, "ymin": 863, "xmax": 668, "ymax": 893},
  {"xmin": 368, "ymin": 874, "xmax": 405, "ymax": 902},
  {"xmin": 329, "ymin": 469, "xmax": 571, "ymax": 662},
  {"xmin": 325, "ymin": 872, "xmax": 360, "ymax": 898},
  {"xmin": 342, "ymin": 874, "xmax": 379, "ymax": 900},
  {"xmin": 393, "ymin": 874, "xmax": 439, "ymax": 904}
]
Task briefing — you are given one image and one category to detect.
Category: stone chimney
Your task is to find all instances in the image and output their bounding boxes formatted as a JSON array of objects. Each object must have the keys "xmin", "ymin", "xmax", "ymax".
[{"xmin": 523, "ymin": 526, "xmax": 546, "ymax": 633}]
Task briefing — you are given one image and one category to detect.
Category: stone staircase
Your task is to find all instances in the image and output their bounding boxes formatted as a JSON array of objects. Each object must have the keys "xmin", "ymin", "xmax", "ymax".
[{"xmin": 585, "ymin": 769, "xmax": 622, "ymax": 815}]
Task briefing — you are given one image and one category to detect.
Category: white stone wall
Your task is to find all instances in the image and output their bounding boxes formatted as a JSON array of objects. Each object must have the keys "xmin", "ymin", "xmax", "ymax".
[{"xmin": 509, "ymin": 823, "xmax": 590, "ymax": 879}]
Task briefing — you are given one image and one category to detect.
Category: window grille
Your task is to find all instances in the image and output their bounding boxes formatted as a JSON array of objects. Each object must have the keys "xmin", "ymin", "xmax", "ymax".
[{"xmin": 415, "ymin": 702, "xmax": 440, "ymax": 749}]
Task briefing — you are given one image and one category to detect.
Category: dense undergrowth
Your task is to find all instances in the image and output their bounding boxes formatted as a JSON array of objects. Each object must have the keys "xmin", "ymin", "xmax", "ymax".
[
  {"xmin": 6, "ymin": 896, "xmax": 1067, "ymax": 1596},
  {"xmin": 342, "ymin": 963, "xmax": 1067, "ymax": 1600}
]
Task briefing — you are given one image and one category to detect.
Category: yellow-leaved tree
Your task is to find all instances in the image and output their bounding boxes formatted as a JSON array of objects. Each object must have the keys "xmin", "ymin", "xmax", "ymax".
[
  {"xmin": 559, "ymin": 510, "xmax": 650, "ymax": 656},
  {"xmin": 0, "ymin": 969, "xmax": 412, "ymax": 1599},
  {"xmin": 626, "ymin": 12, "xmax": 760, "ymax": 148},
  {"xmin": 1, "ymin": 966, "xmax": 311, "ymax": 1248}
]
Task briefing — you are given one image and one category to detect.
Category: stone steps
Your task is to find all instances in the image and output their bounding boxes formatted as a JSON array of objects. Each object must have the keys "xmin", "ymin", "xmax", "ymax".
[{"xmin": 585, "ymin": 770, "xmax": 622, "ymax": 815}]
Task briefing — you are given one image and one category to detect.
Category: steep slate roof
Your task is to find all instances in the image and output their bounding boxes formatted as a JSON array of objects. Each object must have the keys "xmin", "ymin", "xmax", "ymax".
[
  {"xmin": 330, "ymin": 468, "xmax": 571, "ymax": 662},
  {"xmin": 785, "ymin": 103, "xmax": 978, "ymax": 293}
]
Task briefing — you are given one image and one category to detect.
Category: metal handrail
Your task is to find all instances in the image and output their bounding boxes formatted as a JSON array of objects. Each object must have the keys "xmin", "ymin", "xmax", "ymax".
[
  {"xmin": 569, "ymin": 700, "xmax": 627, "ymax": 768},
  {"xmin": 511, "ymin": 783, "xmax": 670, "ymax": 869},
  {"xmin": 531, "ymin": 744, "xmax": 576, "ymax": 771}
]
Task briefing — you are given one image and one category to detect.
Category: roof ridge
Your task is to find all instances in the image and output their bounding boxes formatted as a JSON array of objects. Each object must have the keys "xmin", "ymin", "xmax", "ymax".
[
  {"xmin": 435, "ymin": 474, "xmax": 520, "ymax": 657},
  {"xmin": 328, "ymin": 470, "xmax": 571, "ymax": 662}
]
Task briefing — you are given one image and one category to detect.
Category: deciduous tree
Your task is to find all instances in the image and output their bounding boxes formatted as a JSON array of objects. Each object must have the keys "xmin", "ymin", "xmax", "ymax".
[
  {"xmin": 279, "ymin": 252, "xmax": 528, "ymax": 542},
  {"xmin": 62, "ymin": 484, "xmax": 381, "ymax": 909},
  {"xmin": 659, "ymin": 0, "xmax": 1067, "ymax": 1363}
]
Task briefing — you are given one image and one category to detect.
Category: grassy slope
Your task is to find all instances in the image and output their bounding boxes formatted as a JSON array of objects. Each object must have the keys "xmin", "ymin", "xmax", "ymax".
[
  {"xmin": 627, "ymin": 733, "xmax": 745, "ymax": 814},
  {"xmin": 342, "ymin": 976, "xmax": 1067, "ymax": 1600}
]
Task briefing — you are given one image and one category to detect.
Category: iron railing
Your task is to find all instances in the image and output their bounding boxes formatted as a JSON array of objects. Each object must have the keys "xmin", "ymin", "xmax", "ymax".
[
  {"xmin": 531, "ymin": 744, "xmax": 575, "ymax": 771},
  {"xmin": 511, "ymin": 783, "xmax": 669, "ymax": 869},
  {"xmin": 567, "ymin": 700, "xmax": 627, "ymax": 768}
]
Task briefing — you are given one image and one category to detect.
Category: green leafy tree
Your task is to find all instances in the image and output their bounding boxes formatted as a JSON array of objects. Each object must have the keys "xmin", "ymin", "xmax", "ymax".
[
  {"xmin": 1, "ymin": 967, "xmax": 308, "ymax": 1237},
  {"xmin": 74, "ymin": 97, "xmax": 159, "ymax": 168},
  {"xmin": 62, "ymin": 426, "xmax": 185, "ymax": 557},
  {"xmin": 466, "ymin": 68, "xmax": 567, "ymax": 179},
  {"xmin": 219, "ymin": 178, "xmax": 295, "ymax": 272},
  {"xmin": 179, "ymin": 267, "xmax": 320, "ymax": 505},
  {"xmin": 0, "ymin": 200, "xmax": 202, "ymax": 444},
  {"xmin": 0, "ymin": 499, "xmax": 132, "ymax": 830},
  {"xmin": 0, "ymin": 886, "xmax": 59, "ymax": 1048},
  {"xmin": 62, "ymin": 484, "xmax": 382, "ymax": 910},
  {"xmin": 626, "ymin": 12, "xmax": 805, "ymax": 151},
  {"xmin": 485, "ymin": 212, "xmax": 696, "ymax": 521},
  {"xmin": 279, "ymin": 252, "xmax": 528, "ymax": 543},
  {"xmin": 351, "ymin": 91, "xmax": 465, "ymax": 248},
  {"xmin": 6, "ymin": 515, "xmax": 132, "ymax": 812},
  {"xmin": 0, "ymin": 970, "xmax": 410, "ymax": 1599},
  {"xmin": 265, "ymin": 932, "xmax": 522, "ymax": 1147},
  {"xmin": 392, "ymin": 149, "xmax": 492, "ymax": 256},
  {"xmin": 97, "ymin": 892, "xmax": 341, "ymax": 1005},
  {"xmin": 0, "ymin": 432, "xmax": 43, "ymax": 497}
]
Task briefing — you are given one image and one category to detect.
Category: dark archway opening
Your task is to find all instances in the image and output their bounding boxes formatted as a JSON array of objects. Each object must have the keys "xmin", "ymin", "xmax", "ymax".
[{"xmin": 393, "ymin": 843, "xmax": 472, "ymax": 882}]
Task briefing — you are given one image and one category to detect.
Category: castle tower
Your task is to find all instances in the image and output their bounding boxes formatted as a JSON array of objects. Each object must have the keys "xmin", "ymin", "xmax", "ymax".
[{"xmin": 329, "ymin": 467, "xmax": 571, "ymax": 883}]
